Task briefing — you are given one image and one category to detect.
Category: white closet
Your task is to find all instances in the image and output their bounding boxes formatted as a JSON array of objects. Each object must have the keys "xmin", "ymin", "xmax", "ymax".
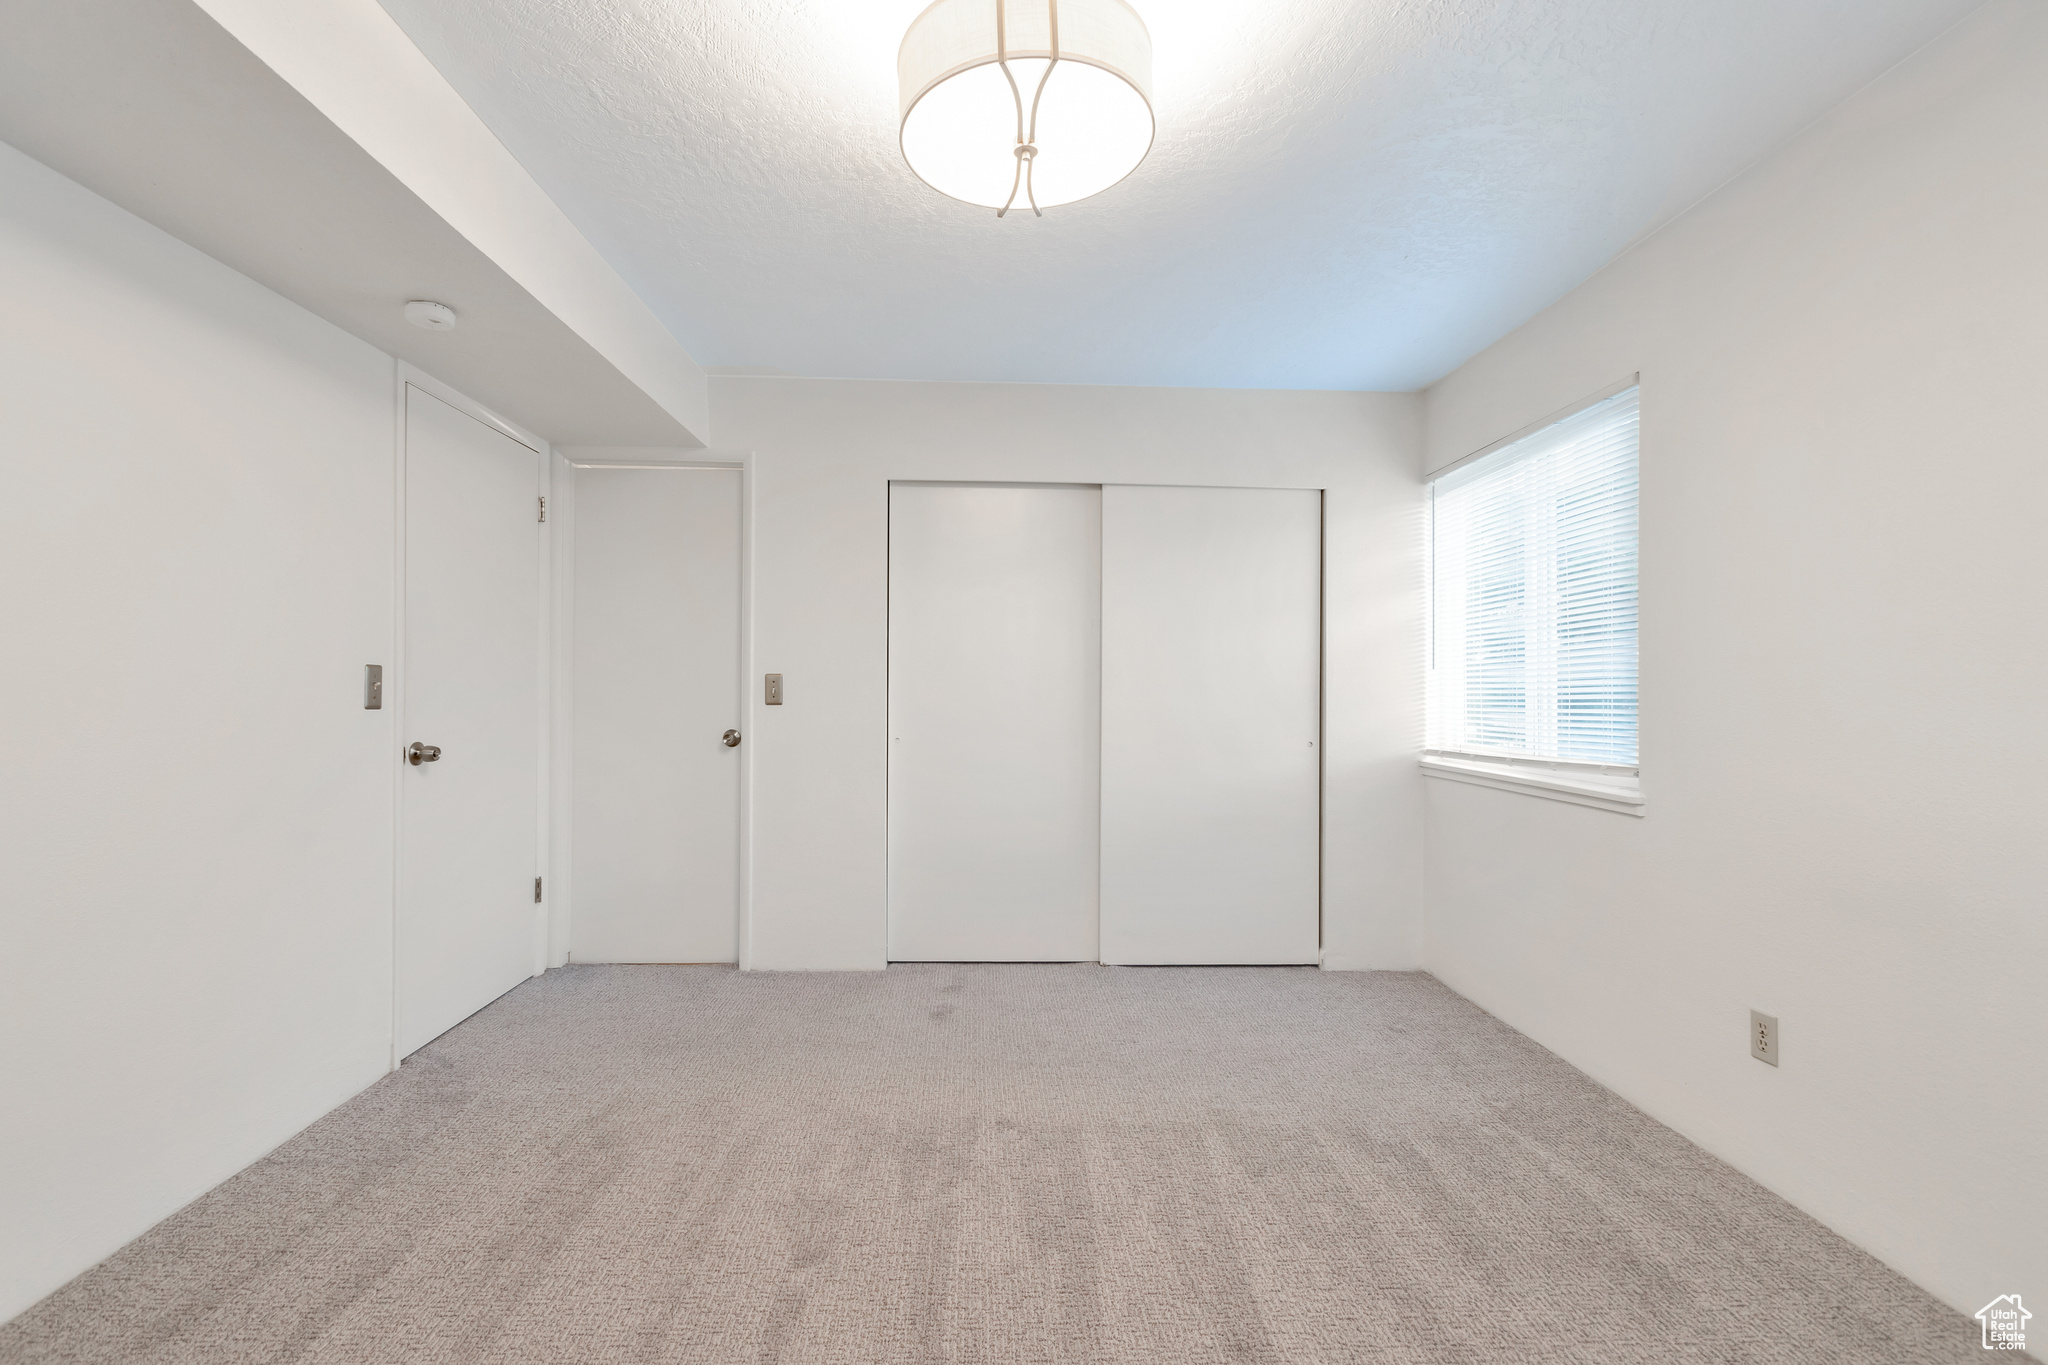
[
  {"xmin": 1100, "ymin": 485, "xmax": 1322, "ymax": 964},
  {"xmin": 886, "ymin": 481, "xmax": 1321, "ymax": 965},
  {"xmin": 888, "ymin": 483, "xmax": 1102, "ymax": 961}
]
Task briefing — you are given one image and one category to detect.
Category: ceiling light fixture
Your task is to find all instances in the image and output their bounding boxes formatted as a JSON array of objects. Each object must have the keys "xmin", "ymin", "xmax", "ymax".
[{"xmin": 898, "ymin": 0, "xmax": 1153, "ymax": 217}]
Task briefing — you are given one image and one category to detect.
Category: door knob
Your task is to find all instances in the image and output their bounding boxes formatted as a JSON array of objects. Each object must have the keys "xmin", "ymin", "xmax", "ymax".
[
  {"xmin": 722, "ymin": 730, "xmax": 742, "ymax": 748},
  {"xmin": 407, "ymin": 742, "xmax": 442, "ymax": 765}
]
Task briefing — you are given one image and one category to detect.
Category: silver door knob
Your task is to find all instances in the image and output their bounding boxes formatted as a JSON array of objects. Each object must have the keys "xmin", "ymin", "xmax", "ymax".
[
  {"xmin": 407, "ymin": 742, "xmax": 442, "ymax": 765},
  {"xmin": 721, "ymin": 730, "xmax": 742, "ymax": 748}
]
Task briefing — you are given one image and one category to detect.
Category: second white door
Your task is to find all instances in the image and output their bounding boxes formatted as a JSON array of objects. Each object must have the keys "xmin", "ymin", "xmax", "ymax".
[
  {"xmin": 1100, "ymin": 485, "xmax": 1322, "ymax": 964},
  {"xmin": 887, "ymin": 483, "xmax": 1101, "ymax": 961},
  {"xmin": 571, "ymin": 466, "xmax": 742, "ymax": 963}
]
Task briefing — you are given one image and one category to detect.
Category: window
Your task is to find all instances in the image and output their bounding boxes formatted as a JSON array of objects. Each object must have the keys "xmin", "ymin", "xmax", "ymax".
[{"xmin": 1425, "ymin": 384, "xmax": 1641, "ymax": 813}]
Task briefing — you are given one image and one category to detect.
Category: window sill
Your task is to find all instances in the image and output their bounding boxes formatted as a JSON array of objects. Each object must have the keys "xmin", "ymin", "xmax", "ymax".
[{"xmin": 1420, "ymin": 751, "xmax": 1645, "ymax": 817}]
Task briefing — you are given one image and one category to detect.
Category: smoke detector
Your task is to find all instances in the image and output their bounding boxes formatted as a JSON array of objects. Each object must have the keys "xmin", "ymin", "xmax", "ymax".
[{"xmin": 404, "ymin": 300, "xmax": 457, "ymax": 331}]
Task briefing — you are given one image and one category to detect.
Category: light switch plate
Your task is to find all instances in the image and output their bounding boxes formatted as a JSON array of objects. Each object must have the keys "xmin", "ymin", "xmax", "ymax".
[
  {"xmin": 364, "ymin": 664, "xmax": 383, "ymax": 710},
  {"xmin": 1750, "ymin": 1009, "xmax": 1779, "ymax": 1066},
  {"xmin": 764, "ymin": 673, "xmax": 783, "ymax": 706}
]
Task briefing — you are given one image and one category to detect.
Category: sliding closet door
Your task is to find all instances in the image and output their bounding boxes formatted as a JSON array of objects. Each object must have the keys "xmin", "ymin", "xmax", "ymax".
[
  {"xmin": 888, "ymin": 483, "xmax": 1101, "ymax": 961},
  {"xmin": 1100, "ymin": 485, "xmax": 1322, "ymax": 965}
]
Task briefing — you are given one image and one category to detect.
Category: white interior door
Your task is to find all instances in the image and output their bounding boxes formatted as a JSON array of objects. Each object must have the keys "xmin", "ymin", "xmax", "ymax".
[
  {"xmin": 1100, "ymin": 485, "xmax": 1321, "ymax": 965},
  {"xmin": 571, "ymin": 466, "xmax": 741, "ymax": 963},
  {"xmin": 398, "ymin": 385, "xmax": 544, "ymax": 1056},
  {"xmin": 888, "ymin": 483, "xmax": 1101, "ymax": 962}
]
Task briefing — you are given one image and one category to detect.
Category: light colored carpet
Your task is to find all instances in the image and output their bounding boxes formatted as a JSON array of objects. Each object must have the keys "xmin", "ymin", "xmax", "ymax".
[{"xmin": 1, "ymin": 965, "xmax": 1979, "ymax": 1363}]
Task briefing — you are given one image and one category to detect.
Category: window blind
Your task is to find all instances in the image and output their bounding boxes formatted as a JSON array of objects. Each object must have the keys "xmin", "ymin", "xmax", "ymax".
[{"xmin": 1428, "ymin": 387, "xmax": 1639, "ymax": 764}]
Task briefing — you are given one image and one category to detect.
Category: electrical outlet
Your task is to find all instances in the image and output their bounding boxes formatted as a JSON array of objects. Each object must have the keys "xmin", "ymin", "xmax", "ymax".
[{"xmin": 1750, "ymin": 1009, "xmax": 1779, "ymax": 1067}]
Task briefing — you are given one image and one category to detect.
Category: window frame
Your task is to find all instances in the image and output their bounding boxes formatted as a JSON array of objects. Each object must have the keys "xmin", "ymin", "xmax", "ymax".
[{"xmin": 1422, "ymin": 376, "xmax": 1644, "ymax": 816}]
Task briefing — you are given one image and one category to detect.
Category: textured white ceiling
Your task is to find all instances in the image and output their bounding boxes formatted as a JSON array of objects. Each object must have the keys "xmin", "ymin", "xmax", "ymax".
[{"xmin": 374, "ymin": 0, "xmax": 1980, "ymax": 390}]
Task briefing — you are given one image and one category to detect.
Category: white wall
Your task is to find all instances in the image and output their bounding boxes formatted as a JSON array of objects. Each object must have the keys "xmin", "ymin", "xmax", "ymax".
[
  {"xmin": 0, "ymin": 142, "xmax": 398, "ymax": 1321},
  {"xmin": 1421, "ymin": 0, "xmax": 2047, "ymax": 1322},
  {"xmin": 715, "ymin": 377, "xmax": 1424, "ymax": 972}
]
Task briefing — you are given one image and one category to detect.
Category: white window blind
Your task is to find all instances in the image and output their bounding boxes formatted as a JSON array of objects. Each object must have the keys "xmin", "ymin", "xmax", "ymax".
[{"xmin": 1428, "ymin": 387, "xmax": 1639, "ymax": 765}]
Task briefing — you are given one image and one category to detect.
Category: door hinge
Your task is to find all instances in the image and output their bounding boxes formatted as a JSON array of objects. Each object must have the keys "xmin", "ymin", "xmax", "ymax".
[
  {"xmin": 534, "ymin": 875, "xmax": 544, "ymax": 903},
  {"xmin": 538, "ymin": 496, "xmax": 547, "ymax": 523}
]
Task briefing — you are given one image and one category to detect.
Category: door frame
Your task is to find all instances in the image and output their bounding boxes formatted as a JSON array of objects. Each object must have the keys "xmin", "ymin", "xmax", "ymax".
[
  {"xmin": 548, "ymin": 452, "xmax": 755, "ymax": 972},
  {"xmin": 389, "ymin": 362, "xmax": 553, "ymax": 1070}
]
